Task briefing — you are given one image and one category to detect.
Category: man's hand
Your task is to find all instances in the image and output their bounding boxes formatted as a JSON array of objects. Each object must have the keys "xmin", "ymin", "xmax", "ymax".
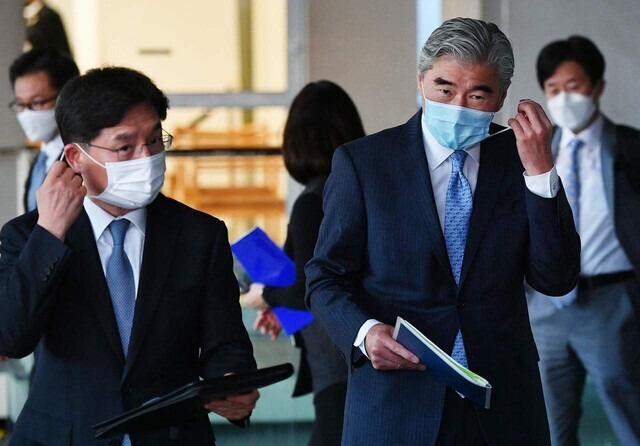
[
  {"xmin": 508, "ymin": 100, "xmax": 554, "ymax": 176},
  {"xmin": 204, "ymin": 389, "xmax": 260, "ymax": 421},
  {"xmin": 364, "ymin": 324, "xmax": 425, "ymax": 371},
  {"xmin": 36, "ymin": 161, "xmax": 86, "ymax": 241},
  {"xmin": 240, "ymin": 283, "xmax": 268, "ymax": 310},
  {"xmin": 254, "ymin": 309, "xmax": 282, "ymax": 340}
]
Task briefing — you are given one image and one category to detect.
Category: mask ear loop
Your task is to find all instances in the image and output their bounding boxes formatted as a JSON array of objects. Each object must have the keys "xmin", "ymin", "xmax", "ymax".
[{"xmin": 482, "ymin": 99, "xmax": 536, "ymax": 141}]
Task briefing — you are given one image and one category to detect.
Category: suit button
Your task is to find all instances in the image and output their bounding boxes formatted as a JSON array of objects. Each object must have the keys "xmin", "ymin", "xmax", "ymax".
[
  {"xmin": 51, "ymin": 255, "xmax": 58, "ymax": 263},
  {"xmin": 457, "ymin": 302, "xmax": 466, "ymax": 310},
  {"xmin": 45, "ymin": 266, "xmax": 52, "ymax": 275},
  {"xmin": 40, "ymin": 273, "xmax": 47, "ymax": 281}
]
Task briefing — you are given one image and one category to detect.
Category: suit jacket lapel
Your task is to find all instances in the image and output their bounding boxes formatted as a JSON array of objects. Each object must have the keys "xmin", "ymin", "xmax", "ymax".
[
  {"xmin": 459, "ymin": 129, "xmax": 508, "ymax": 287},
  {"xmin": 399, "ymin": 111, "xmax": 455, "ymax": 285},
  {"xmin": 66, "ymin": 210, "xmax": 125, "ymax": 366},
  {"xmin": 122, "ymin": 195, "xmax": 181, "ymax": 380},
  {"xmin": 600, "ymin": 117, "xmax": 616, "ymax": 213}
]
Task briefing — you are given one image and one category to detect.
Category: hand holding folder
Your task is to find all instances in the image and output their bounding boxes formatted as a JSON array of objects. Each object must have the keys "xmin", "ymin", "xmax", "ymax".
[
  {"xmin": 232, "ymin": 227, "xmax": 315, "ymax": 335},
  {"xmin": 92, "ymin": 364, "xmax": 294, "ymax": 439},
  {"xmin": 392, "ymin": 317, "xmax": 492, "ymax": 409}
]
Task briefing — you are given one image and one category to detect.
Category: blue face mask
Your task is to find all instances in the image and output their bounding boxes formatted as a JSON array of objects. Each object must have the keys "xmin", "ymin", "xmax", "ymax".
[{"xmin": 423, "ymin": 98, "xmax": 496, "ymax": 151}]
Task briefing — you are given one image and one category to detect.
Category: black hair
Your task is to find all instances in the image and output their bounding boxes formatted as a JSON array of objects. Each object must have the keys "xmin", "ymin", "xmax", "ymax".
[
  {"xmin": 9, "ymin": 48, "xmax": 79, "ymax": 90},
  {"xmin": 536, "ymin": 36, "xmax": 605, "ymax": 88},
  {"xmin": 55, "ymin": 66, "xmax": 169, "ymax": 144},
  {"xmin": 283, "ymin": 80, "xmax": 365, "ymax": 185}
]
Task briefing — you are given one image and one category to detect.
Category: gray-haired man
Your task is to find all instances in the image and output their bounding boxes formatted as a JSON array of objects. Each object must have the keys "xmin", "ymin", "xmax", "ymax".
[{"xmin": 305, "ymin": 17, "xmax": 580, "ymax": 445}]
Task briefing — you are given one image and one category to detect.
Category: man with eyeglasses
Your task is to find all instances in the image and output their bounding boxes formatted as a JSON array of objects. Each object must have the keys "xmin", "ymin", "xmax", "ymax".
[
  {"xmin": 2, "ymin": 48, "xmax": 78, "ymax": 435},
  {"xmin": 0, "ymin": 67, "xmax": 258, "ymax": 445},
  {"xmin": 9, "ymin": 48, "xmax": 79, "ymax": 213}
]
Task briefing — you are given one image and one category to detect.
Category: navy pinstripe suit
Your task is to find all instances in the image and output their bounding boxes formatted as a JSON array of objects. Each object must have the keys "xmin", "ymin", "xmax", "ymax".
[{"xmin": 305, "ymin": 111, "xmax": 580, "ymax": 446}]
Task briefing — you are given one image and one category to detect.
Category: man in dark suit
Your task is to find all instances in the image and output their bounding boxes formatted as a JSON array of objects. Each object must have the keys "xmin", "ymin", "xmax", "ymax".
[
  {"xmin": 527, "ymin": 36, "xmax": 640, "ymax": 446},
  {"xmin": 0, "ymin": 67, "xmax": 258, "ymax": 445},
  {"xmin": 9, "ymin": 49, "xmax": 79, "ymax": 212},
  {"xmin": 23, "ymin": 0, "xmax": 72, "ymax": 56},
  {"xmin": 305, "ymin": 18, "xmax": 580, "ymax": 446}
]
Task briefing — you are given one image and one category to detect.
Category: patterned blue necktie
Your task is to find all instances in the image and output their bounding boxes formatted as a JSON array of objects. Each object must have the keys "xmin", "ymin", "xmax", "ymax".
[
  {"xmin": 552, "ymin": 138, "xmax": 583, "ymax": 309},
  {"xmin": 444, "ymin": 150, "xmax": 471, "ymax": 368},
  {"xmin": 105, "ymin": 219, "xmax": 135, "ymax": 446},
  {"xmin": 27, "ymin": 151, "xmax": 48, "ymax": 212}
]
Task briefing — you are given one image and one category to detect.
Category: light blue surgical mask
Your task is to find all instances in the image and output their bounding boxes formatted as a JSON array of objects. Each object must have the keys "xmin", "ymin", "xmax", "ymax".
[{"xmin": 421, "ymin": 97, "xmax": 514, "ymax": 151}]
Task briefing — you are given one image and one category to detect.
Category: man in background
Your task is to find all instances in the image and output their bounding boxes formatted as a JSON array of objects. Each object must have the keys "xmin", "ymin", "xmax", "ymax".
[
  {"xmin": 23, "ymin": 0, "xmax": 72, "ymax": 56},
  {"xmin": 528, "ymin": 35, "xmax": 640, "ymax": 446},
  {"xmin": 9, "ymin": 48, "xmax": 79, "ymax": 212},
  {"xmin": 2, "ymin": 48, "xmax": 79, "ymax": 434}
]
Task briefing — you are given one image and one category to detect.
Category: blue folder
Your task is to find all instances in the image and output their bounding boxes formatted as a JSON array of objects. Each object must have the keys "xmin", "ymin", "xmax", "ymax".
[
  {"xmin": 393, "ymin": 317, "xmax": 492, "ymax": 409},
  {"xmin": 231, "ymin": 227, "xmax": 314, "ymax": 335}
]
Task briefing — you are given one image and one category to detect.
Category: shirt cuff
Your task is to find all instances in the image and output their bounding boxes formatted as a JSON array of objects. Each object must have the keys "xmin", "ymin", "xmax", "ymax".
[
  {"xmin": 354, "ymin": 319, "xmax": 382, "ymax": 359},
  {"xmin": 523, "ymin": 166, "xmax": 559, "ymax": 198}
]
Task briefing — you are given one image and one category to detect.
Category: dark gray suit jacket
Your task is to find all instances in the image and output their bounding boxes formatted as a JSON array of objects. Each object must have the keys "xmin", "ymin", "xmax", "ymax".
[{"xmin": 532, "ymin": 116, "xmax": 640, "ymax": 312}]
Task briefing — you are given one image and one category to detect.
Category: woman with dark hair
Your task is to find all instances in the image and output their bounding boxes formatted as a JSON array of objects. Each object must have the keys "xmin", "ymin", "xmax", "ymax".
[{"xmin": 243, "ymin": 80, "xmax": 365, "ymax": 445}]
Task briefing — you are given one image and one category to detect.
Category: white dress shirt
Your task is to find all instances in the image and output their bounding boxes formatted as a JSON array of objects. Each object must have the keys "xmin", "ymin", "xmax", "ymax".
[
  {"xmin": 354, "ymin": 119, "xmax": 560, "ymax": 357},
  {"xmin": 556, "ymin": 114, "xmax": 632, "ymax": 275},
  {"xmin": 41, "ymin": 133, "xmax": 64, "ymax": 173},
  {"xmin": 83, "ymin": 197, "xmax": 147, "ymax": 297}
]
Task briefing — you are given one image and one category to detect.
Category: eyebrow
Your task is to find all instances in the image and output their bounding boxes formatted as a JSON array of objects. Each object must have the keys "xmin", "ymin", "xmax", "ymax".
[
  {"xmin": 433, "ymin": 77, "xmax": 494, "ymax": 94},
  {"xmin": 546, "ymin": 77, "xmax": 580, "ymax": 87},
  {"xmin": 433, "ymin": 77, "xmax": 455, "ymax": 86}
]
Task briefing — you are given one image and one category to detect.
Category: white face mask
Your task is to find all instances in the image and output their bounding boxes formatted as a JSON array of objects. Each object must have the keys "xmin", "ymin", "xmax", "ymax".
[
  {"xmin": 16, "ymin": 108, "xmax": 59, "ymax": 142},
  {"xmin": 546, "ymin": 91, "xmax": 596, "ymax": 131},
  {"xmin": 74, "ymin": 144, "xmax": 166, "ymax": 209}
]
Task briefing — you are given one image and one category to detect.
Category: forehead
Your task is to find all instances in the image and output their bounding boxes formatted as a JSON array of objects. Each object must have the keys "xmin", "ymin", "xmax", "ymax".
[
  {"xmin": 92, "ymin": 102, "xmax": 161, "ymax": 143},
  {"xmin": 14, "ymin": 70, "xmax": 56, "ymax": 97},
  {"xmin": 544, "ymin": 60, "xmax": 590, "ymax": 85},
  {"xmin": 423, "ymin": 56, "xmax": 500, "ymax": 89}
]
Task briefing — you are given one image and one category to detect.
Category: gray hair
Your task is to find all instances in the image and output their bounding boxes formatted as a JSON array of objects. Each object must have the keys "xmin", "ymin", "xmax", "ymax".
[{"xmin": 418, "ymin": 17, "xmax": 514, "ymax": 92}]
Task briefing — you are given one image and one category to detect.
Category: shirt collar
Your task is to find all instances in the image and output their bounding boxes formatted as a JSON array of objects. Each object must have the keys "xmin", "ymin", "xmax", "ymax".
[
  {"xmin": 40, "ymin": 133, "xmax": 63, "ymax": 160},
  {"xmin": 83, "ymin": 197, "xmax": 147, "ymax": 242},
  {"xmin": 559, "ymin": 113, "xmax": 604, "ymax": 149},
  {"xmin": 420, "ymin": 111, "xmax": 480, "ymax": 171}
]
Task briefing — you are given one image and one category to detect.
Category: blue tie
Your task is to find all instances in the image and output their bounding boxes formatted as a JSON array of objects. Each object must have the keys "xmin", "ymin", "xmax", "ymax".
[
  {"xmin": 27, "ymin": 151, "xmax": 48, "ymax": 212},
  {"xmin": 444, "ymin": 150, "xmax": 471, "ymax": 368},
  {"xmin": 105, "ymin": 219, "xmax": 135, "ymax": 446},
  {"xmin": 552, "ymin": 138, "xmax": 583, "ymax": 309}
]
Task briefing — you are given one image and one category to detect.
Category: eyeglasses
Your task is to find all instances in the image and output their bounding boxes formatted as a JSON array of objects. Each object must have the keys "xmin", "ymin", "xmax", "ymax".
[
  {"xmin": 8, "ymin": 94, "xmax": 58, "ymax": 112},
  {"xmin": 78, "ymin": 130, "xmax": 174, "ymax": 161}
]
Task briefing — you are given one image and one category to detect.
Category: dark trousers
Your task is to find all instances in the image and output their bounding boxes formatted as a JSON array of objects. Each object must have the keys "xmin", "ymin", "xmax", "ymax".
[
  {"xmin": 435, "ymin": 388, "xmax": 488, "ymax": 446},
  {"xmin": 309, "ymin": 382, "xmax": 347, "ymax": 446}
]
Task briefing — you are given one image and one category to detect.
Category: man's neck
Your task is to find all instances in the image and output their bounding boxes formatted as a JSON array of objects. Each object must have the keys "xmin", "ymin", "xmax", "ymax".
[{"xmin": 89, "ymin": 197, "xmax": 135, "ymax": 217}]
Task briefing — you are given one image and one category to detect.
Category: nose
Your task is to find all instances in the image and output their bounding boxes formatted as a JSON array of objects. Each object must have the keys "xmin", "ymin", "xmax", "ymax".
[
  {"xmin": 450, "ymin": 96, "xmax": 467, "ymax": 108},
  {"xmin": 137, "ymin": 144, "xmax": 152, "ymax": 158}
]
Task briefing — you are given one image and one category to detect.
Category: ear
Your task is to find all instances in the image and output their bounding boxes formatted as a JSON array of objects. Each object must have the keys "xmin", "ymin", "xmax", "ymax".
[
  {"xmin": 417, "ymin": 71, "xmax": 426, "ymax": 108},
  {"xmin": 64, "ymin": 143, "xmax": 84, "ymax": 173},
  {"xmin": 496, "ymin": 81, "xmax": 511, "ymax": 110},
  {"xmin": 593, "ymin": 79, "xmax": 605, "ymax": 102}
]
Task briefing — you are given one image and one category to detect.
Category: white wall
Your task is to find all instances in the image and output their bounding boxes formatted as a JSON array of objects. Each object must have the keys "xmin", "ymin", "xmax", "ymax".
[
  {"xmin": 483, "ymin": 0, "xmax": 640, "ymax": 129},
  {"xmin": 0, "ymin": 1, "xmax": 28, "ymax": 227},
  {"xmin": 308, "ymin": 0, "xmax": 418, "ymax": 134}
]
